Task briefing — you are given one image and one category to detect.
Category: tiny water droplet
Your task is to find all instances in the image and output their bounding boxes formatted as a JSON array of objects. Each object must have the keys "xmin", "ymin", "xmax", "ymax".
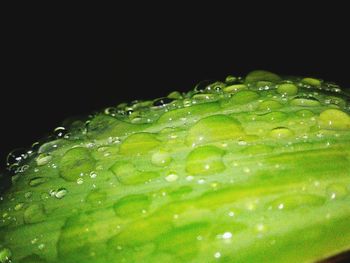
[{"xmin": 214, "ymin": 252, "xmax": 221, "ymax": 258}]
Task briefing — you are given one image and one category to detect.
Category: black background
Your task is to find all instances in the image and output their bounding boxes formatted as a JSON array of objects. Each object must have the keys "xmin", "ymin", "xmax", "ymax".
[{"xmin": 1, "ymin": 10, "xmax": 349, "ymax": 171}]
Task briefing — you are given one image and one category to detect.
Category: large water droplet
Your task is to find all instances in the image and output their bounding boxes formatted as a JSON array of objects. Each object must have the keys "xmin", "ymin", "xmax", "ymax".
[
  {"xmin": 113, "ymin": 194, "xmax": 151, "ymax": 218},
  {"xmin": 290, "ymin": 97, "xmax": 321, "ymax": 107},
  {"xmin": 258, "ymin": 100, "xmax": 283, "ymax": 111},
  {"xmin": 277, "ymin": 83, "xmax": 298, "ymax": 96},
  {"xmin": 119, "ymin": 132, "xmax": 160, "ymax": 156},
  {"xmin": 24, "ymin": 204, "xmax": 46, "ymax": 224},
  {"xmin": 224, "ymin": 84, "xmax": 247, "ymax": 93},
  {"xmin": 86, "ymin": 189, "xmax": 107, "ymax": 206},
  {"xmin": 318, "ymin": 109, "xmax": 350, "ymax": 130},
  {"xmin": 55, "ymin": 188, "xmax": 68, "ymax": 199},
  {"xmin": 269, "ymin": 127, "xmax": 294, "ymax": 139},
  {"xmin": 187, "ymin": 115, "xmax": 244, "ymax": 146},
  {"xmin": 59, "ymin": 147, "xmax": 95, "ymax": 182},
  {"xmin": 36, "ymin": 153, "xmax": 52, "ymax": 166},
  {"xmin": 151, "ymin": 150, "xmax": 172, "ymax": 167},
  {"xmin": 29, "ymin": 177, "xmax": 47, "ymax": 187},
  {"xmin": 302, "ymin": 77, "xmax": 321, "ymax": 87},
  {"xmin": 186, "ymin": 145, "xmax": 225, "ymax": 175}
]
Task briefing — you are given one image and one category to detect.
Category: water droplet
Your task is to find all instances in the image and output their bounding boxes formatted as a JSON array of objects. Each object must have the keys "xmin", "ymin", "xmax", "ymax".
[
  {"xmin": 186, "ymin": 145, "xmax": 225, "ymax": 175},
  {"xmin": 25, "ymin": 192, "xmax": 32, "ymax": 199},
  {"xmin": 59, "ymin": 147, "xmax": 95, "ymax": 182},
  {"xmin": 245, "ymin": 70, "xmax": 281, "ymax": 83},
  {"xmin": 277, "ymin": 83, "xmax": 298, "ymax": 96},
  {"xmin": 258, "ymin": 100, "xmax": 283, "ymax": 111},
  {"xmin": 225, "ymin": 75, "xmax": 237, "ymax": 84},
  {"xmin": 151, "ymin": 150, "xmax": 172, "ymax": 167},
  {"xmin": 38, "ymin": 243, "xmax": 45, "ymax": 250},
  {"xmin": 89, "ymin": 171, "xmax": 97, "ymax": 178},
  {"xmin": 290, "ymin": 97, "xmax": 321, "ymax": 107},
  {"xmin": 267, "ymin": 194, "xmax": 325, "ymax": 210},
  {"xmin": 0, "ymin": 247, "xmax": 12, "ymax": 262},
  {"xmin": 36, "ymin": 153, "xmax": 52, "ymax": 166},
  {"xmin": 152, "ymin": 97, "xmax": 175, "ymax": 107},
  {"xmin": 86, "ymin": 189, "xmax": 107, "ymax": 206},
  {"xmin": 119, "ymin": 132, "xmax": 160, "ymax": 156},
  {"xmin": 24, "ymin": 204, "xmax": 46, "ymax": 224},
  {"xmin": 77, "ymin": 178, "xmax": 84, "ymax": 185},
  {"xmin": 14, "ymin": 202, "xmax": 24, "ymax": 211},
  {"xmin": 165, "ymin": 173, "xmax": 178, "ymax": 182},
  {"xmin": 269, "ymin": 127, "xmax": 294, "ymax": 139},
  {"xmin": 6, "ymin": 148, "xmax": 28, "ymax": 167},
  {"xmin": 113, "ymin": 194, "xmax": 151, "ymax": 218},
  {"xmin": 214, "ymin": 252, "xmax": 221, "ymax": 258},
  {"xmin": 224, "ymin": 84, "xmax": 247, "ymax": 93},
  {"xmin": 230, "ymin": 90, "xmax": 260, "ymax": 104},
  {"xmin": 318, "ymin": 109, "xmax": 350, "ymax": 130},
  {"xmin": 302, "ymin": 77, "xmax": 321, "ymax": 87},
  {"xmin": 54, "ymin": 127, "xmax": 67, "ymax": 138},
  {"xmin": 29, "ymin": 177, "xmax": 47, "ymax": 187},
  {"xmin": 296, "ymin": 109, "xmax": 315, "ymax": 117},
  {"xmin": 55, "ymin": 188, "xmax": 68, "ymax": 199},
  {"xmin": 326, "ymin": 183, "xmax": 348, "ymax": 200},
  {"xmin": 222, "ymin": 232, "xmax": 233, "ymax": 239},
  {"xmin": 194, "ymin": 79, "xmax": 215, "ymax": 92},
  {"xmin": 187, "ymin": 114, "xmax": 244, "ymax": 146}
]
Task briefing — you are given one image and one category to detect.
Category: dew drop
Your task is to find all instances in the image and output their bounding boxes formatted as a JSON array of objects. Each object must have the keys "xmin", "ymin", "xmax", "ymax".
[
  {"xmin": 267, "ymin": 194, "xmax": 325, "ymax": 211},
  {"xmin": 187, "ymin": 115, "xmax": 244, "ymax": 146},
  {"xmin": 55, "ymin": 188, "xmax": 68, "ymax": 199},
  {"xmin": 54, "ymin": 127, "xmax": 67, "ymax": 138},
  {"xmin": 302, "ymin": 77, "xmax": 321, "ymax": 87},
  {"xmin": 224, "ymin": 84, "xmax": 247, "ymax": 93},
  {"xmin": 318, "ymin": 109, "xmax": 350, "ymax": 130},
  {"xmin": 151, "ymin": 150, "xmax": 172, "ymax": 167},
  {"xmin": 86, "ymin": 189, "xmax": 107, "ymax": 206},
  {"xmin": 277, "ymin": 83, "xmax": 298, "ymax": 96},
  {"xmin": 24, "ymin": 204, "xmax": 46, "ymax": 224},
  {"xmin": 59, "ymin": 147, "xmax": 95, "ymax": 182},
  {"xmin": 258, "ymin": 100, "xmax": 283, "ymax": 111},
  {"xmin": 77, "ymin": 178, "xmax": 84, "ymax": 185},
  {"xmin": 29, "ymin": 177, "xmax": 47, "ymax": 187},
  {"xmin": 290, "ymin": 97, "xmax": 321, "ymax": 107},
  {"xmin": 165, "ymin": 173, "xmax": 178, "ymax": 182},
  {"xmin": 269, "ymin": 127, "xmax": 294, "ymax": 139},
  {"xmin": 14, "ymin": 202, "xmax": 24, "ymax": 211},
  {"xmin": 36, "ymin": 153, "xmax": 52, "ymax": 166},
  {"xmin": 326, "ymin": 183, "xmax": 348, "ymax": 200},
  {"xmin": 119, "ymin": 132, "xmax": 160, "ymax": 156},
  {"xmin": 113, "ymin": 194, "xmax": 151, "ymax": 218},
  {"xmin": 186, "ymin": 145, "xmax": 225, "ymax": 175}
]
